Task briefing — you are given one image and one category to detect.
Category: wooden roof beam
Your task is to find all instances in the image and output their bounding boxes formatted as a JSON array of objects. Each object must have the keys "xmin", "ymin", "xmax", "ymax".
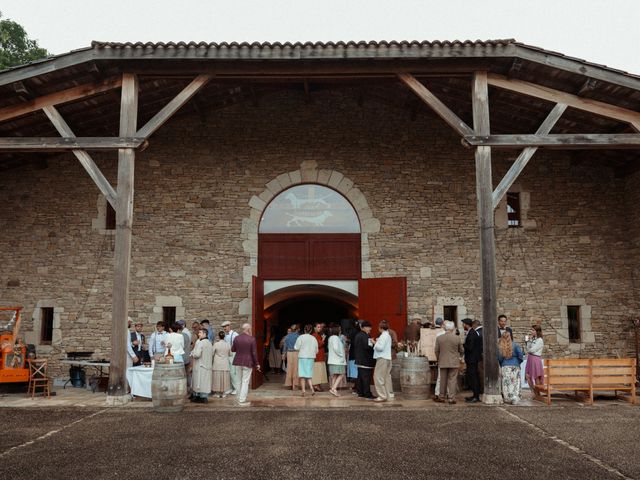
[
  {"xmin": 0, "ymin": 76, "xmax": 123, "ymax": 124},
  {"xmin": 398, "ymin": 73, "xmax": 474, "ymax": 137},
  {"xmin": 465, "ymin": 133, "xmax": 640, "ymax": 149},
  {"xmin": 135, "ymin": 74, "xmax": 211, "ymax": 138},
  {"xmin": 0, "ymin": 137, "xmax": 144, "ymax": 151},
  {"xmin": 487, "ymin": 73, "xmax": 640, "ymax": 131},
  {"xmin": 43, "ymin": 105, "xmax": 117, "ymax": 207},
  {"xmin": 492, "ymin": 103, "xmax": 567, "ymax": 209}
]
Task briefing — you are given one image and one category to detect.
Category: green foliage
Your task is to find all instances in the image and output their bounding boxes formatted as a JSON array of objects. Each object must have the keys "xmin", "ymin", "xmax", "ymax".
[{"xmin": 0, "ymin": 12, "xmax": 50, "ymax": 70}]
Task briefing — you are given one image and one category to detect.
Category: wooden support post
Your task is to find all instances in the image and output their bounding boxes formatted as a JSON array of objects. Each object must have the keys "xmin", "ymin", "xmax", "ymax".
[
  {"xmin": 472, "ymin": 71, "xmax": 501, "ymax": 404},
  {"xmin": 107, "ymin": 73, "xmax": 138, "ymax": 404}
]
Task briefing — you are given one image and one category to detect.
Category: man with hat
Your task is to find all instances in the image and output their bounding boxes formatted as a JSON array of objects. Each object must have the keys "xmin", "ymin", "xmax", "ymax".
[
  {"xmin": 222, "ymin": 320, "xmax": 239, "ymax": 395},
  {"xmin": 462, "ymin": 318, "xmax": 482, "ymax": 403},
  {"xmin": 353, "ymin": 320, "xmax": 376, "ymax": 399}
]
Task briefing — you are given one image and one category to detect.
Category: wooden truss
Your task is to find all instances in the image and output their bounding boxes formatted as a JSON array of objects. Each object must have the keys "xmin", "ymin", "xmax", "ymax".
[
  {"xmin": 401, "ymin": 71, "xmax": 640, "ymax": 402},
  {"xmin": 1, "ymin": 65, "xmax": 638, "ymax": 402}
]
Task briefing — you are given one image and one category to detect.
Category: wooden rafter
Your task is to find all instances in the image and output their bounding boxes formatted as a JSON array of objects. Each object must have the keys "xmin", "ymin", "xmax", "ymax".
[
  {"xmin": 487, "ymin": 73, "xmax": 640, "ymax": 131},
  {"xmin": 465, "ymin": 133, "xmax": 640, "ymax": 149},
  {"xmin": 492, "ymin": 103, "xmax": 567, "ymax": 209},
  {"xmin": 0, "ymin": 137, "xmax": 143, "ymax": 151},
  {"xmin": 43, "ymin": 105, "xmax": 117, "ymax": 208},
  {"xmin": 0, "ymin": 76, "xmax": 122, "ymax": 123},
  {"xmin": 398, "ymin": 73, "xmax": 474, "ymax": 137},
  {"xmin": 136, "ymin": 75, "xmax": 211, "ymax": 138}
]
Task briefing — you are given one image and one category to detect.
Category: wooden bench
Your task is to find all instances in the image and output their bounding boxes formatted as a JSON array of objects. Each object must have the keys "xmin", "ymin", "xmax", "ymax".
[
  {"xmin": 591, "ymin": 358, "xmax": 636, "ymax": 405},
  {"xmin": 536, "ymin": 358, "xmax": 592, "ymax": 405},
  {"xmin": 535, "ymin": 358, "xmax": 637, "ymax": 405}
]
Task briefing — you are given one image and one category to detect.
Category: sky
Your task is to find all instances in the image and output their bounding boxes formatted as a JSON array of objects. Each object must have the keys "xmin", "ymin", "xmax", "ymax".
[{"xmin": 2, "ymin": 0, "xmax": 640, "ymax": 74}]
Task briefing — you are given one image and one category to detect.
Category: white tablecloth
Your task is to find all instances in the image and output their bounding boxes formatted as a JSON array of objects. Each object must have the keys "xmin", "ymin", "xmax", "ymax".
[{"xmin": 127, "ymin": 366, "xmax": 154, "ymax": 398}]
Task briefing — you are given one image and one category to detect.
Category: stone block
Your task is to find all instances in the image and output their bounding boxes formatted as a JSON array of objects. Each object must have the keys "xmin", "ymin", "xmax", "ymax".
[
  {"xmin": 362, "ymin": 218, "xmax": 381, "ymax": 233},
  {"xmin": 317, "ymin": 169, "xmax": 332, "ymax": 184},
  {"xmin": 265, "ymin": 178, "xmax": 283, "ymax": 195},
  {"xmin": 327, "ymin": 171, "xmax": 344, "ymax": 188},
  {"xmin": 248, "ymin": 195, "xmax": 266, "ymax": 211},
  {"xmin": 276, "ymin": 173, "xmax": 292, "ymax": 188},
  {"xmin": 289, "ymin": 170, "xmax": 302, "ymax": 184}
]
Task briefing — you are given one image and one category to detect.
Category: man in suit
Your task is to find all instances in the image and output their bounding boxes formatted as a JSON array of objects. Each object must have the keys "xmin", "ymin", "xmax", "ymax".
[
  {"xmin": 128, "ymin": 322, "xmax": 145, "ymax": 366},
  {"xmin": 498, "ymin": 314, "xmax": 514, "ymax": 340},
  {"xmin": 231, "ymin": 323, "xmax": 261, "ymax": 406},
  {"xmin": 353, "ymin": 320, "xmax": 376, "ymax": 399},
  {"xmin": 434, "ymin": 321, "xmax": 464, "ymax": 403},
  {"xmin": 462, "ymin": 318, "xmax": 482, "ymax": 403}
]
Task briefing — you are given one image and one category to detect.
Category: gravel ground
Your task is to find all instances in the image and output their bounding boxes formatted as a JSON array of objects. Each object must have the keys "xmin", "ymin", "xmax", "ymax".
[{"xmin": 1, "ymin": 406, "xmax": 637, "ymax": 479}]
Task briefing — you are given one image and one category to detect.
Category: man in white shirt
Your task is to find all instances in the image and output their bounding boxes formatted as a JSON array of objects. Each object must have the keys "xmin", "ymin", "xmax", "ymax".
[
  {"xmin": 148, "ymin": 321, "xmax": 168, "ymax": 359},
  {"xmin": 222, "ymin": 321, "xmax": 239, "ymax": 395},
  {"xmin": 372, "ymin": 319, "xmax": 392, "ymax": 402}
]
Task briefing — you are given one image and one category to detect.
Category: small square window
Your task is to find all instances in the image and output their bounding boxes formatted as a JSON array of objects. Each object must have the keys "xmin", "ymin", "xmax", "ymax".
[
  {"xmin": 163, "ymin": 307, "xmax": 176, "ymax": 329},
  {"xmin": 105, "ymin": 203, "xmax": 116, "ymax": 230},
  {"xmin": 567, "ymin": 306, "xmax": 581, "ymax": 343},
  {"xmin": 443, "ymin": 306, "xmax": 458, "ymax": 326},
  {"xmin": 41, "ymin": 307, "xmax": 54, "ymax": 344},
  {"xmin": 507, "ymin": 192, "xmax": 521, "ymax": 228}
]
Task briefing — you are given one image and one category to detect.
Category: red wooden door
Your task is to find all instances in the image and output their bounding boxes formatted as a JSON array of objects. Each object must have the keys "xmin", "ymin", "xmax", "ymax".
[
  {"xmin": 251, "ymin": 276, "xmax": 265, "ymax": 389},
  {"xmin": 358, "ymin": 277, "xmax": 407, "ymax": 338}
]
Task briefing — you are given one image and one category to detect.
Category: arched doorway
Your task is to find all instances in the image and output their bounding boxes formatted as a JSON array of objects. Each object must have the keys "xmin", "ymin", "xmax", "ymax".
[{"xmin": 249, "ymin": 178, "xmax": 407, "ymax": 389}]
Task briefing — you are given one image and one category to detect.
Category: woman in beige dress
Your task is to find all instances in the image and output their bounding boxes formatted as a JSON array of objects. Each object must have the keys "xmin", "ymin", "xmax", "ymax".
[{"xmin": 211, "ymin": 330, "xmax": 232, "ymax": 398}]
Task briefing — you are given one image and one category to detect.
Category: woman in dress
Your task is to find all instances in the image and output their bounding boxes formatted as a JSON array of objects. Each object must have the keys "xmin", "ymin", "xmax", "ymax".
[
  {"xmin": 211, "ymin": 330, "xmax": 232, "ymax": 398},
  {"xmin": 282, "ymin": 324, "xmax": 300, "ymax": 390},
  {"xmin": 165, "ymin": 323, "xmax": 185, "ymax": 363},
  {"xmin": 525, "ymin": 325, "xmax": 544, "ymax": 392},
  {"xmin": 190, "ymin": 328, "xmax": 213, "ymax": 403},
  {"xmin": 497, "ymin": 331, "xmax": 524, "ymax": 404},
  {"xmin": 267, "ymin": 325, "xmax": 283, "ymax": 374},
  {"xmin": 327, "ymin": 325, "xmax": 347, "ymax": 397},
  {"xmin": 294, "ymin": 324, "xmax": 318, "ymax": 396}
]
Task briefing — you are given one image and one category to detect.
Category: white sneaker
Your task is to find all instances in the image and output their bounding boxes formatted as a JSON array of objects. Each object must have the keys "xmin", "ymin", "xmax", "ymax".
[
  {"xmin": 388, "ymin": 393, "xmax": 395, "ymax": 398},
  {"xmin": 237, "ymin": 401, "xmax": 250, "ymax": 407},
  {"xmin": 230, "ymin": 390, "xmax": 237, "ymax": 395}
]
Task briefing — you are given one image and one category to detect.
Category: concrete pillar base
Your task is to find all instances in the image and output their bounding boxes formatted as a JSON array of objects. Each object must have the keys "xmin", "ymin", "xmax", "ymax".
[
  {"xmin": 105, "ymin": 394, "xmax": 132, "ymax": 406},
  {"xmin": 482, "ymin": 393, "xmax": 503, "ymax": 405}
]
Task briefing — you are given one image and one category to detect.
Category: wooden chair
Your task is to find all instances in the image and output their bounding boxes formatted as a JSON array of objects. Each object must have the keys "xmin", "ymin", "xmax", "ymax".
[{"xmin": 27, "ymin": 359, "xmax": 51, "ymax": 398}]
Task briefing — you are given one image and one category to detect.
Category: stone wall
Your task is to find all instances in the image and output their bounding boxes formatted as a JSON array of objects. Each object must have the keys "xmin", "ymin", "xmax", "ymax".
[
  {"xmin": 625, "ymin": 169, "xmax": 640, "ymax": 332},
  {"xmin": 0, "ymin": 87, "xmax": 637, "ymax": 377}
]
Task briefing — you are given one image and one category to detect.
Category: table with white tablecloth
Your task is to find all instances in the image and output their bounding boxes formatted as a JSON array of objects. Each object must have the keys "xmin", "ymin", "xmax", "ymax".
[{"xmin": 126, "ymin": 365, "xmax": 154, "ymax": 398}]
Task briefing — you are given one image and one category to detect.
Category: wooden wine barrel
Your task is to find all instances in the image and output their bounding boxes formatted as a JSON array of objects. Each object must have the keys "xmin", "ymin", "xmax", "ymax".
[
  {"xmin": 151, "ymin": 363, "xmax": 187, "ymax": 412},
  {"xmin": 390, "ymin": 357, "xmax": 403, "ymax": 393},
  {"xmin": 400, "ymin": 356, "xmax": 431, "ymax": 399}
]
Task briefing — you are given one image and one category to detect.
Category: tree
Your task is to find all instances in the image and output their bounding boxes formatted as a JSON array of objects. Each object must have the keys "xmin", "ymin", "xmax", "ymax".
[{"xmin": 0, "ymin": 12, "xmax": 50, "ymax": 70}]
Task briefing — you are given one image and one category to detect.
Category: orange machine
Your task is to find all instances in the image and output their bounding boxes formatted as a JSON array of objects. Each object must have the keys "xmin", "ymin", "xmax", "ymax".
[{"xmin": 0, "ymin": 306, "xmax": 29, "ymax": 383}]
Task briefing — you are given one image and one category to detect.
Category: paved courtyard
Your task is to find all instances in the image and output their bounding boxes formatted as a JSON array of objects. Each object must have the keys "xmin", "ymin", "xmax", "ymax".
[{"xmin": 1, "ymin": 388, "xmax": 638, "ymax": 480}]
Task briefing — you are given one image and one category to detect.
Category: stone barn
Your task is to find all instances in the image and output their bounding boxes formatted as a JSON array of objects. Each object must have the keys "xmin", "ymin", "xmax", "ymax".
[{"xmin": 0, "ymin": 39, "xmax": 638, "ymax": 401}]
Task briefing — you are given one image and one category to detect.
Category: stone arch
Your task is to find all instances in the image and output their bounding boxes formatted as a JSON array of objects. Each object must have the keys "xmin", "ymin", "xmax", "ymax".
[{"xmin": 238, "ymin": 160, "xmax": 380, "ymax": 316}]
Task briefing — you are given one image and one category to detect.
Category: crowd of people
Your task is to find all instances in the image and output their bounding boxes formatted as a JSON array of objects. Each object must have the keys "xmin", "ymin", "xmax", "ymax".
[
  {"xmin": 126, "ymin": 318, "xmax": 259, "ymax": 405},
  {"xmin": 126, "ymin": 313, "xmax": 545, "ymax": 406}
]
